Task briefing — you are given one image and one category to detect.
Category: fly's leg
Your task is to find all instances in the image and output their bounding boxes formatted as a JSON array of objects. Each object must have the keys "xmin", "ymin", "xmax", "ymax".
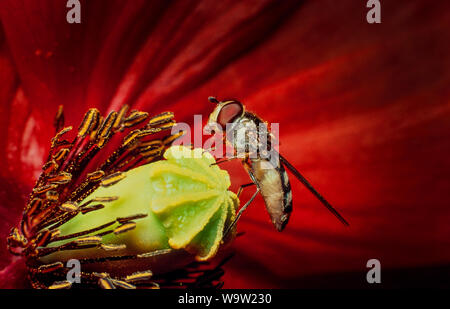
[
  {"xmin": 237, "ymin": 183, "xmax": 255, "ymax": 197},
  {"xmin": 223, "ymin": 187, "xmax": 259, "ymax": 239},
  {"xmin": 210, "ymin": 157, "xmax": 237, "ymax": 166},
  {"xmin": 182, "ymin": 143, "xmax": 194, "ymax": 149},
  {"xmin": 234, "ymin": 187, "xmax": 259, "ymax": 225},
  {"xmin": 223, "ymin": 161, "xmax": 260, "ymax": 238},
  {"xmin": 210, "ymin": 149, "xmax": 243, "ymax": 166},
  {"xmin": 202, "ymin": 146, "xmax": 216, "ymax": 154}
]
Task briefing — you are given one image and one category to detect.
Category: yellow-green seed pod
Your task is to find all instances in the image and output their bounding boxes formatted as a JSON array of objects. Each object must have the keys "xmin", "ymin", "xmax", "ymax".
[{"xmin": 42, "ymin": 146, "xmax": 239, "ymax": 272}]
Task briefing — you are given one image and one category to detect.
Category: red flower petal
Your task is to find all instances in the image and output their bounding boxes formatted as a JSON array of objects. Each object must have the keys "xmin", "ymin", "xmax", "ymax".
[
  {"xmin": 215, "ymin": 1, "xmax": 450, "ymax": 287},
  {"xmin": 0, "ymin": 257, "xmax": 29, "ymax": 289},
  {"xmin": 0, "ymin": 0, "xmax": 449, "ymax": 289},
  {"xmin": 0, "ymin": 27, "xmax": 46, "ymax": 289}
]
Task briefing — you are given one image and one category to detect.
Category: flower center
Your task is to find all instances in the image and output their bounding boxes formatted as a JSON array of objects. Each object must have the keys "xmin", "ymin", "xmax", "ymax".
[{"xmin": 7, "ymin": 105, "xmax": 184, "ymax": 288}]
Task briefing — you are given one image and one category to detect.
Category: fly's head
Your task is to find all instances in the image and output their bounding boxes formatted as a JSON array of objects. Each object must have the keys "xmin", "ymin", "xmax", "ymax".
[{"xmin": 206, "ymin": 97, "xmax": 245, "ymax": 138}]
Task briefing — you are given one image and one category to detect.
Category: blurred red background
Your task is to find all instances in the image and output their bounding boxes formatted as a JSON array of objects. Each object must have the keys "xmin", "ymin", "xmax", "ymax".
[{"xmin": 0, "ymin": 0, "xmax": 449, "ymax": 288}]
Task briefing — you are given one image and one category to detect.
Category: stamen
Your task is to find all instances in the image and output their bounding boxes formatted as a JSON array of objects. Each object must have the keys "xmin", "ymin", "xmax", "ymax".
[
  {"xmin": 147, "ymin": 112, "xmax": 174, "ymax": 127},
  {"xmin": 100, "ymin": 171, "xmax": 126, "ymax": 187},
  {"xmin": 80, "ymin": 204, "xmax": 105, "ymax": 215},
  {"xmin": 53, "ymin": 105, "xmax": 65, "ymax": 132},
  {"xmin": 98, "ymin": 277, "xmax": 116, "ymax": 289},
  {"xmin": 59, "ymin": 201, "xmax": 79, "ymax": 213},
  {"xmin": 116, "ymin": 213, "xmax": 148, "ymax": 224},
  {"xmin": 122, "ymin": 130, "xmax": 142, "ymax": 148},
  {"xmin": 78, "ymin": 196, "xmax": 118, "ymax": 209},
  {"xmin": 51, "ymin": 127, "xmax": 72, "ymax": 148},
  {"xmin": 110, "ymin": 279, "xmax": 136, "ymax": 289},
  {"xmin": 50, "ymin": 229, "xmax": 61, "ymax": 240},
  {"xmin": 78, "ymin": 108, "xmax": 100, "ymax": 138},
  {"xmin": 124, "ymin": 270, "xmax": 153, "ymax": 282},
  {"xmin": 163, "ymin": 131, "xmax": 185, "ymax": 146},
  {"xmin": 45, "ymin": 191, "xmax": 59, "ymax": 202},
  {"xmin": 113, "ymin": 222, "xmax": 136, "ymax": 235},
  {"xmin": 25, "ymin": 198, "xmax": 43, "ymax": 216},
  {"xmin": 73, "ymin": 235, "xmax": 103, "ymax": 246},
  {"xmin": 10, "ymin": 105, "xmax": 186, "ymax": 289},
  {"xmin": 101, "ymin": 244, "xmax": 126, "ymax": 251},
  {"xmin": 52, "ymin": 148, "xmax": 70, "ymax": 162},
  {"xmin": 137, "ymin": 249, "xmax": 172, "ymax": 258},
  {"xmin": 92, "ymin": 196, "xmax": 119, "ymax": 203},
  {"xmin": 35, "ymin": 230, "xmax": 52, "ymax": 247},
  {"xmin": 96, "ymin": 111, "xmax": 117, "ymax": 148},
  {"xmin": 42, "ymin": 160, "xmax": 59, "ymax": 175},
  {"xmin": 155, "ymin": 121, "xmax": 176, "ymax": 131},
  {"xmin": 32, "ymin": 184, "xmax": 58, "ymax": 195},
  {"xmin": 48, "ymin": 280, "xmax": 72, "ymax": 289},
  {"xmin": 122, "ymin": 111, "xmax": 149, "ymax": 128},
  {"xmin": 50, "ymin": 221, "xmax": 116, "ymax": 242},
  {"xmin": 140, "ymin": 148, "xmax": 163, "ymax": 159},
  {"xmin": 86, "ymin": 170, "xmax": 105, "ymax": 181},
  {"xmin": 37, "ymin": 262, "xmax": 64, "ymax": 274},
  {"xmin": 7, "ymin": 227, "xmax": 28, "ymax": 248},
  {"xmin": 113, "ymin": 105, "xmax": 129, "ymax": 131},
  {"xmin": 47, "ymin": 172, "xmax": 72, "ymax": 184}
]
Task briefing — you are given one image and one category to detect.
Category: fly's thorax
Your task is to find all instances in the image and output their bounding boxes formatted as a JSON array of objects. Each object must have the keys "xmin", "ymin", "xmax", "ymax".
[
  {"xmin": 226, "ymin": 117, "xmax": 260, "ymax": 158},
  {"xmin": 225, "ymin": 117, "xmax": 278, "ymax": 166}
]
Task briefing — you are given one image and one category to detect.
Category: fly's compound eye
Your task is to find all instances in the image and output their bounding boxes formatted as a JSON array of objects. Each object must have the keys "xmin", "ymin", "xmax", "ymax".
[{"xmin": 217, "ymin": 101, "xmax": 244, "ymax": 128}]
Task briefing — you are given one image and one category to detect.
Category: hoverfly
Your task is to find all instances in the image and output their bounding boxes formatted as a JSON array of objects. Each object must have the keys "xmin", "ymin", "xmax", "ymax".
[{"xmin": 206, "ymin": 97, "xmax": 349, "ymax": 234}]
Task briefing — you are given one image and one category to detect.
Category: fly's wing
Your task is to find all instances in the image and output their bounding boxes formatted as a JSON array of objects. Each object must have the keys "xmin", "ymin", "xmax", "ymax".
[{"xmin": 278, "ymin": 153, "xmax": 349, "ymax": 226}]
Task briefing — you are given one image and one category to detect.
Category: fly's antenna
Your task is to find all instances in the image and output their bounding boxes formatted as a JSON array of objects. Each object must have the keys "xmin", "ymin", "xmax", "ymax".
[{"xmin": 208, "ymin": 96, "xmax": 219, "ymax": 104}]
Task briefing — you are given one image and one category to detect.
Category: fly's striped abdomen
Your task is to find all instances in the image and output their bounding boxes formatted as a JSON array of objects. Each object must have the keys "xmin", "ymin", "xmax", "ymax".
[{"xmin": 251, "ymin": 157, "xmax": 292, "ymax": 231}]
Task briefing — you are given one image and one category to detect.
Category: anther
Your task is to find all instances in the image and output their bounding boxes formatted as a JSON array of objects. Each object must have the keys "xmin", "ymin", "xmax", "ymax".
[
  {"xmin": 86, "ymin": 170, "xmax": 105, "ymax": 181},
  {"xmin": 100, "ymin": 244, "xmax": 126, "ymax": 251},
  {"xmin": 51, "ymin": 126, "xmax": 72, "ymax": 147},
  {"xmin": 38, "ymin": 262, "xmax": 64, "ymax": 274},
  {"xmin": 148, "ymin": 112, "xmax": 174, "ymax": 127},
  {"xmin": 78, "ymin": 108, "xmax": 100, "ymax": 138},
  {"xmin": 124, "ymin": 270, "xmax": 153, "ymax": 282},
  {"xmin": 45, "ymin": 190, "xmax": 59, "ymax": 202},
  {"xmin": 97, "ymin": 111, "xmax": 118, "ymax": 148},
  {"xmin": 53, "ymin": 105, "xmax": 65, "ymax": 132},
  {"xmin": 110, "ymin": 279, "xmax": 136, "ymax": 289},
  {"xmin": 52, "ymin": 148, "xmax": 70, "ymax": 162},
  {"xmin": 98, "ymin": 277, "xmax": 116, "ymax": 289},
  {"xmin": 48, "ymin": 280, "xmax": 72, "ymax": 289},
  {"xmin": 59, "ymin": 201, "xmax": 79, "ymax": 213},
  {"xmin": 32, "ymin": 184, "xmax": 58, "ymax": 194},
  {"xmin": 100, "ymin": 172, "xmax": 126, "ymax": 187},
  {"xmin": 113, "ymin": 105, "xmax": 129, "ymax": 130},
  {"xmin": 73, "ymin": 235, "xmax": 102, "ymax": 246},
  {"xmin": 122, "ymin": 111, "xmax": 149, "ymax": 128},
  {"xmin": 47, "ymin": 172, "xmax": 72, "ymax": 184},
  {"xmin": 116, "ymin": 213, "xmax": 148, "ymax": 224},
  {"xmin": 80, "ymin": 204, "xmax": 105, "ymax": 215},
  {"xmin": 113, "ymin": 222, "xmax": 136, "ymax": 235}
]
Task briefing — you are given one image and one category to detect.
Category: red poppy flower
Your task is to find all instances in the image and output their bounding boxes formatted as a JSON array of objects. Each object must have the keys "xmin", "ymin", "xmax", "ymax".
[{"xmin": 1, "ymin": 0, "xmax": 449, "ymax": 289}]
